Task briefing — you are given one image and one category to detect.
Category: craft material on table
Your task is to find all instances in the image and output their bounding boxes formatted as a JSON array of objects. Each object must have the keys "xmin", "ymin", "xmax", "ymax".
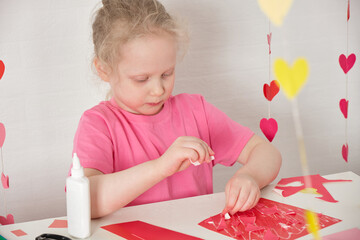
[
  {"xmin": 198, "ymin": 198, "xmax": 341, "ymax": 240},
  {"xmin": 48, "ymin": 219, "xmax": 68, "ymax": 228},
  {"xmin": 275, "ymin": 174, "xmax": 352, "ymax": 203},
  {"xmin": 322, "ymin": 227, "xmax": 360, "ymax": 240},
  {"xmin": 102, "ymin": 220, "xmax": 203, "ymax": 240},
  {"xmin": 11, "ymin": 229, "xmax": 27, "ymax": 237}
]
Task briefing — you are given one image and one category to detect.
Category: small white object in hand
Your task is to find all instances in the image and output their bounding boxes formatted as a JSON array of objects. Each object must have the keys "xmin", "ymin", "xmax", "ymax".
[
  {"xmin": 224, "ymin": 212, "xmax": 231, "ymax": 220},
  {"xmin": 189, "ymin": 155, "xmax": 215, "ymax": 166},
  {"xmin": 189, "ymin": 159, "xmax": 200, "ymax": 166}
]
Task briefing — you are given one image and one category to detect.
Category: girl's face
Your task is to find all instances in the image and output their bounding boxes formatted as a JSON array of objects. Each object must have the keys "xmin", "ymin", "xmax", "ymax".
[{"xmin": 108, "ymin": 32, "xmax": 177, "ymax": 115}]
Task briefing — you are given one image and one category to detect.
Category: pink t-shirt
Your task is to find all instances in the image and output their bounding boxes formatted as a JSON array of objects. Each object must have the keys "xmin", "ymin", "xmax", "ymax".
[{"xmin": 73, "ymin": 93, "xmax": 253, "ymax": 206}]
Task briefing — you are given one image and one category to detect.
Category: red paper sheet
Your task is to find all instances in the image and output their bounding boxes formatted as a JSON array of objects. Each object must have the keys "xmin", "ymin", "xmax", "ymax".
[
  {"xmin": 48, "ymin": 219, "xmax": 68, "ymax": 228},
  {"xmin": 11, "ymin": 229, "xmax": 27, "ymax": 237},
  {"xmin": 275, "ymin": 174, "xmax": 352, "ymax": 202},
  {"xmin": 102, "ymin": 220, "xmax": 203, "ymax": 240},
  {"xmin": 198, "ymin": 198, "xmax": 341, "ymax": 240}
]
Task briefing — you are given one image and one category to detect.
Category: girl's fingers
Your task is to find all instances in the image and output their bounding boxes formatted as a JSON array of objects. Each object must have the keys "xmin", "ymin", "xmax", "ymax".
[
  {"xmin": 178, "ymin": 158, "xmax": 192, "ymax": 171},
  {"xmin": 225, "ymin": 184, "xmax": 240, "ymax": 214},
  {"xmin": 238, "ymin": 189, "xmax": 257, "ymax": 212},
  {"xmin": 230, "ymin": 188, "xmax": 250, "ymax": 214},
  {"xmin": 249, "ymin": 191, "xmax": 260, "ymax": 210},
  {"xmin": 183, "ymin": 140, "xmax": 211, "ymax": 164}
]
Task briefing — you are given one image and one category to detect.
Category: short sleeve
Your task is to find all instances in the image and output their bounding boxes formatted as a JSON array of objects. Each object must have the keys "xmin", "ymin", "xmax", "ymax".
[
  {"xmin": 73, "ymin": 110, "xmax": 114, "ymax": 174},
  {"xmin": 201, "ymin": 96, "xmax": 254, "ymax": 166}
]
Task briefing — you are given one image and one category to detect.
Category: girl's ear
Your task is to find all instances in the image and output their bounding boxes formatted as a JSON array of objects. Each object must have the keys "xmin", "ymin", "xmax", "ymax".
[{"xmin": 94, "ymin": 57, "xmax": 111, "ymax": 82}]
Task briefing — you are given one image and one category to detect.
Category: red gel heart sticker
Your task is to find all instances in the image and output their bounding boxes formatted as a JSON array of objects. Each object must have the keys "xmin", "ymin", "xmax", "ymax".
[
  {"xmin": 342, "ymin": 144, "xmax": 348, "ymax": 162},
  {"xmin": 0, "ymin": 123, "xmax": 5, "ymax": 148},
  {"xmin": 1, "ymin": 172, "xmax": 9, "ymax": 189},
  {"xmin": 0, "ymin": 214, "xmax": 14, "ymax": 225},
  {"xmin": 260, "ymin": 118, "xmax": 278, "ymax": 142},
  {"xmin": 339, "ymin": 53, "xmax": 356, "ymax": 74},
  {"xmin": 263, "ymin": 80, "xmax": 280, "ymax": 101},
  {"xmin": 339, "ymin": 99, "xmax": 348, "ymax": 119},
  {"xmin": 0, "ymin": 60, "xmax": 4, "ymax": 80}
]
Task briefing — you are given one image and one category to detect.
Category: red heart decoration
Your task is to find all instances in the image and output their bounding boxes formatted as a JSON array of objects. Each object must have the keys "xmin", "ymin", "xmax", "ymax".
[
  {"xmin": 0, "ymin": 123, "xmax": 5, "ymax": 148},
  {"xmin": 342, "ymin": 144, "xmax": 348, "ymax": 162},
  {"xmin": 260, "ymin": 118, "xmax": 278, "ymax": 142},
  {"xmin": 263, "ymin": 80, "xmax": 280, "ymax": 101},
  {"xmin": 339, "ymin": 98, "xmax": 349, "ymax": 119},
  {"xmin": 339, "ymin": 53, "xmax": 356, "ymax": 74},
  {"xmin": 1, "ymin": 172, "xmax": 9, "ymax": 189},
  {"xmin": 267, "ymin": 33, "xmax": 272, "ymax": 54},
  {"xmin": 0, "ymin": 214, "xmax": 14, "ymax": 225},
  {"xmin": 0, "ymin": 60, "xmax": 4, "ymax": 80}
]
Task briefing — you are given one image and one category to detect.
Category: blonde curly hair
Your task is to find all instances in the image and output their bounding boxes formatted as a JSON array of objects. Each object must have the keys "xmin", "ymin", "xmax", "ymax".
[{"xmin": 92, "ymin": 0, "xmax": 188, "ymax": 72}]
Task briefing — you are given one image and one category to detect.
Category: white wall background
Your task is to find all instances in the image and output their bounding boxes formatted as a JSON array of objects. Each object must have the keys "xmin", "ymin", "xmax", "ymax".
[{"xmin": 0, "ymin": 0, "xmax": 359, "ymax": 223}]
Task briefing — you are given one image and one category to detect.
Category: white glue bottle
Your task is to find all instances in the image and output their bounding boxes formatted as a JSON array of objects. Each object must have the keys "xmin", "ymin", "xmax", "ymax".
[{"xmin": 66, "ymin": 153, "xmax": 91, "ymax": 238}]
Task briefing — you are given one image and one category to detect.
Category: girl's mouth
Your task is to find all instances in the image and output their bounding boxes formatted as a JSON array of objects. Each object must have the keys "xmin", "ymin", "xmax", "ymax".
[{"xmin": 147, "ymin": 101, "xmax": 162, "ymax": 106}]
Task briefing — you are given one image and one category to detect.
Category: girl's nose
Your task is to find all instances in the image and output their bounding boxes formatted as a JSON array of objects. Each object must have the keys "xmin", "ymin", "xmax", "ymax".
[{"xmin": 150, "ymin": 78, "xmax": 165, "ymax": 96}]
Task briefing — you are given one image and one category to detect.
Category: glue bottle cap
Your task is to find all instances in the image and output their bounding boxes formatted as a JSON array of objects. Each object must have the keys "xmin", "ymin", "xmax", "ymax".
[{"xmin": 71, "ymin": 153, "xmax": 84, "ymax": 178}]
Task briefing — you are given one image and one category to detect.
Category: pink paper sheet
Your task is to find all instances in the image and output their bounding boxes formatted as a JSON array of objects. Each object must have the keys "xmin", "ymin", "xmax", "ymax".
[
  {"xmin": 102, "ymin": 220, "xmax": 203, "ymax": 240},
  {"xmin": 322, "ymin": 228, "xmax": 360, "ymax": 240},
  {"xmin": 275, "ymin": 174, "xmax": 352, "ymax": 202},
  {"xmin": 198, "ymin": 198, "xmax": 341, "ymax": 240}
]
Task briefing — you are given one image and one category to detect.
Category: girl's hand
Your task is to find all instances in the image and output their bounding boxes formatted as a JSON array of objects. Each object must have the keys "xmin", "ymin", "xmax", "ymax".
[
  {"xmin": 223, "ymin": 173, "xmax": 260, "ymax": 215},
  {"xmin": 156, "ymin": 136, "xmax": 214, "ymax": 178}
]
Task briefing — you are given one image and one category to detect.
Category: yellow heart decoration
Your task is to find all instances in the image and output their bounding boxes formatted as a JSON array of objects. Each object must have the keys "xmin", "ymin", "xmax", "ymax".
[
  {"xmin": 274, "ymin": 58, "xmax": 309, "ymax": 100},
  {"xmin": 305, "ymin": 210, "xmax": 321, "ymax": 240},
  {"xmin": 257, "ymin": 0, "xmax": 293, "ymax": 26}
]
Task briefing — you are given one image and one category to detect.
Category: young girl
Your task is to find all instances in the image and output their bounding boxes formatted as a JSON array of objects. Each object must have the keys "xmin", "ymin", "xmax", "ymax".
[{"xmin": 72, "ymin": 0, "xmax": 282, "ymax": 219}]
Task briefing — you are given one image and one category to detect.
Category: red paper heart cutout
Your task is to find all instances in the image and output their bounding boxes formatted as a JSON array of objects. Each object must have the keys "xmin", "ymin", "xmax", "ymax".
[
  {"xmin": 267, "ymin": 33, "xmax": 272, "ymax": 54},
  {"xmin": 0, "ymin": 60, "xmax": 4, "ymax": 80},
  {"xmin": 339, "ymin": 98, "xmax": 348, "ymax": 119},
  {"xmin": 342, "ymin": 144, "xmax": 348, "ymax": 162},
  {"xmin": 263, "ymin": 80, "xmax": 280, "ymax": 101},
  {"xmin": 339, "ymin": 53, "xmax": 356, "ymax": 74},
  {"xmin": 0, "ymin": 214, "xmax": 14, "ymax": 225},
  {"xmin": 0, "ymin": 123, "xmax": 5, "ymax": 148},
  {"xmin": 1, "ymin": 172, "xmax": 9, "ymax": 189},
  {"xmin": 260, "ymin": 118, "xmax": 278, "ymax": 142}
]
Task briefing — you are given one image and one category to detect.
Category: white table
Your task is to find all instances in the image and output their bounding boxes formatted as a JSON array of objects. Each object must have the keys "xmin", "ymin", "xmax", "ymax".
[{"xmin": 1, "ymin": 171, "xmax": 359, "ymax": 239}]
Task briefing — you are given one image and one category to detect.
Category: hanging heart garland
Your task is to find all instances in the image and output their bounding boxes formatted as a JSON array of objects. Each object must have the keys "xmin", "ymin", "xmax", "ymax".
[
  {"xmin": 274, "ymin": 58, "xmax": 309, "ymax": 100},
  {"xmin": 267, "ymin": 33, "xmax": 272, "ymax": 54},
  {"xmin": 0, "ymin": 60, "xmax": 4, "ymax": 80},
  {"xmin": 257, "ymin": 0, "xmax": 293, "ymax": 26},
  {"xmin": 1, "ymin": 172, "xmax": 9, "ymax": 189},
  {"xmin": 0, "ymin": 60, "xmax": 13, "ymax": 222},
  {"xmin": 338, "ymin": 53, "xmax": 356, "ymax": 74},
  {"xmin": 342, "ymin": 144, "xmax": 348, "ymax": 163},
  {"xmin": 0, "ymin": 214, "xmax": 14, "ymax": 225},
  {"xmin": 260, "ymin": 118, "xmax": 278, "ymax": 142},
  {"xmin": 263, "ymin": 80, "xmax": 280, "ymax": 101},
  {"xmin": 339, "ymin": 99, "xmax": 349, "ymax": 119},
  {"xmin": 0, "ymin": 123, "xmax": 5, "ymax": 148}
]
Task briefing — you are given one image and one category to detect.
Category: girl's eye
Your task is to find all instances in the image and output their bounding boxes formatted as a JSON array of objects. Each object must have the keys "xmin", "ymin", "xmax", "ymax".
[
  {"xmin": 162, "ymin": 71, "xmax": 173, "ymax": 78},
  {"xmin": 134, "ymin": 77, "xmax": 149, "ymax": 82}
]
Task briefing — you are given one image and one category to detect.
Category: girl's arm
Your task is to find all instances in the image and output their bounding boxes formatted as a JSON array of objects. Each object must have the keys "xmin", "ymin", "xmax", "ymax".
[
  {"xmin": 224, "ymin": 134, "xmax": 282, "ymax": 214},
  {"xmin": 84, "ymin": 160, "xmax": 164, "ymax": 219},
  {"xmin": 84, "ymin": 136, "xmax": 214, "ymax": 218}
]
